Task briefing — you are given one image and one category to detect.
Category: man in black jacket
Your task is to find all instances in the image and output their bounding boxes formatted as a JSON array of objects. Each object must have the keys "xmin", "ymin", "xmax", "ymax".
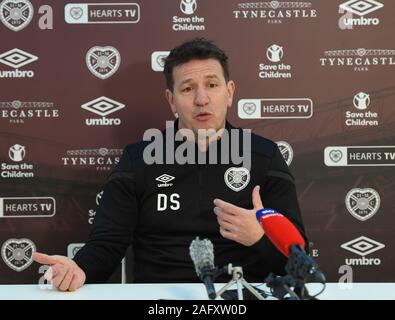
[{"xmin": 32, "ymin": 38, "xmax": 307, "ymax": 291}]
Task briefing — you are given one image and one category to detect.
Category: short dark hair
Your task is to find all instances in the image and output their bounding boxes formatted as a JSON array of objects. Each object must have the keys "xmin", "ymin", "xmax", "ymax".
[{"xmin": 163, "ymin": 37, "xmax": 230, "ymax": 92}]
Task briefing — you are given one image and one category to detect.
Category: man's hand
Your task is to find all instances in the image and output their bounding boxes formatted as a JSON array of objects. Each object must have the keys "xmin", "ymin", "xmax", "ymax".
[
  {"xmin": 213, "ymin": 185, "xmax": 264, "ymax": 246},
  {"xmin": 32, "ymin": 252, "xmax": 86, "ymax": 292}
]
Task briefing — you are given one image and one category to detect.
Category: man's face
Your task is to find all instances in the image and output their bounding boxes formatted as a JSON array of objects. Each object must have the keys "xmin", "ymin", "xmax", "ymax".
[{"xmin": 165, "ymin": 58, "xmax": 235, "ymax": 134}]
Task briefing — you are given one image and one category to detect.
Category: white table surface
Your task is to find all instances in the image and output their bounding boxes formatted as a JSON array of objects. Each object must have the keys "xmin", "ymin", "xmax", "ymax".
[{"xmin": 0, "ymin": 283, "xmax": 393, "ymax": 300}]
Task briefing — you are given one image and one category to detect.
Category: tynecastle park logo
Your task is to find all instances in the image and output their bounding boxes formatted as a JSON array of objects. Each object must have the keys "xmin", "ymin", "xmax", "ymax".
[
  {"xmin": 232, "ymin": 1, "xmax": 318, "ymax": 24},
  {"xmin": 61, "ymin": 147, "xmax": 123, "ymax": 171},
  {"xmin": 320, "ymin": 48, "xmax": 395, "ymax": 72}
]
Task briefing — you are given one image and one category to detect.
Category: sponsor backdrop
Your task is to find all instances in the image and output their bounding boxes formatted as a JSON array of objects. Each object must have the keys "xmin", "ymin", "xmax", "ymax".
[{"xmin": 1, "ymin": 0, "xmax": 395, "ymax": 284}]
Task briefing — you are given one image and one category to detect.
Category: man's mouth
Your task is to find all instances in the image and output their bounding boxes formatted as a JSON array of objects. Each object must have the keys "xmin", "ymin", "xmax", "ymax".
[{"xmin": 194, "ymin": 112, "xmax": 212, "ymax": 121}]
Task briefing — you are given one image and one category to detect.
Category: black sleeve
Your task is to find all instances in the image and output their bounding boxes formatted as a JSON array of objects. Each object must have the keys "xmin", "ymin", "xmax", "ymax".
[
  {"xmin": 73, "ymin": 147, "xmax": 139, "ymax": 283},
  {"xmin": 250, "ymin": 146, "xmax": 308, "ymax": 273},
  {"xmin": 262, "ymin": 146, "xmax": 306, "ymax": 240}
]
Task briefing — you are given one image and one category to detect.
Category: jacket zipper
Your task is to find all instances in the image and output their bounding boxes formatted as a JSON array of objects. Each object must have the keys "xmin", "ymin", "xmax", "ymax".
[{"xmin": 198, "ymin": 164, "xmax": 203, "ymax": 206}]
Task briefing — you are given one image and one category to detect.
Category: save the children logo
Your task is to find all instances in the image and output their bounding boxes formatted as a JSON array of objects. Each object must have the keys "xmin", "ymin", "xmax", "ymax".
[
  {"xmin": 259, "ymin": 44, "xmax": 292, "ymax": 79},
  {"xmin": 1, "ymin": 144, "xmax": 35, "ymax": 178},
  {"xmin": 172, "ymin": 0, "xmax": 205, "ymax": 31}
]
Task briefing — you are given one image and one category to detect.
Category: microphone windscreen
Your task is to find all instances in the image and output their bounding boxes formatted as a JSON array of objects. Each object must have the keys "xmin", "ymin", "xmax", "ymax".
[{"xmin": 189, "ymin": 237, "xmax": 215, "ymax": 276}]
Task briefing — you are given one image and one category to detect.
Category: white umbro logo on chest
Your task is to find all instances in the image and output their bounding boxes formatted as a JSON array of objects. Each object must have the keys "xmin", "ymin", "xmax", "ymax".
[{"xmin": 156, "ymin": 174, "xmax": 175, "ymax": 187}]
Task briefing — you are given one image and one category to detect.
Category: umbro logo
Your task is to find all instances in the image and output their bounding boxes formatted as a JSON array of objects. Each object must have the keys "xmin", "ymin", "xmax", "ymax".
[
  {"xmin": 341, "ymin": 236, "xmax": 385, "ymax": 256},
  {"xmin": 156, "ymin": 174, "xmax": 175, "ymax": 187},
  {"xmin": 339, "ymin": 0, "xmax": 384, "ymax": 27},
  {"xmin": 340, "ymin": 0, "xmax": 383, "ymax": 16},
  {"xmin": 0, "ymin": 48, "xmax": 38, "ymax": 68},
  {"xmin": 81, "ymin": 96, "xmax": 125, "ymax": 126},
  {"xmin": 0, "ymin": 48, "xmax": 37, "ymax": 78},
  {"xmin": 81, "ymin": 96, "xmax": 125, "ymax": 117}
]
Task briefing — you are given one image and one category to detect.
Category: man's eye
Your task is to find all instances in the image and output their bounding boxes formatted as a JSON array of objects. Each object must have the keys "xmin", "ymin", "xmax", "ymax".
[
  {"xmin": 182, "ymin": 87, "xmax": 192, "ymax": 92},
  {"xmin": 209, "ymin": 83, "xmax": 218, "ymax": 88}
]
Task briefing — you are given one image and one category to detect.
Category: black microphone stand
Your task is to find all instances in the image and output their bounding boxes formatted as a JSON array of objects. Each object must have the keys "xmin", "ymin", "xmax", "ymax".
[
  {"xmin": 199, "ymin": 266, "xmax": 217, "ymax": 300},
  {"xmin": 265, "ymin": 245, "xmax": 326, "ymax": 300}
]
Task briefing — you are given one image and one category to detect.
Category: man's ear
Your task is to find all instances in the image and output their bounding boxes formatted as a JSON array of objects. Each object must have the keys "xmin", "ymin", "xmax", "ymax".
[
  {"xmin": 226, "ymin": 80, "xmax": 235, "ymax": 108},
  {"xmin": 165, "ymin": 89, "xmax": 177, "ymax": 114}
]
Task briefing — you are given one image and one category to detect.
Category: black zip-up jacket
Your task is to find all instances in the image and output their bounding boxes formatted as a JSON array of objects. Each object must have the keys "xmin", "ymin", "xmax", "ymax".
[{"xmin": 74, "ymin": 120, "xmax": 307, "ymax": 283}]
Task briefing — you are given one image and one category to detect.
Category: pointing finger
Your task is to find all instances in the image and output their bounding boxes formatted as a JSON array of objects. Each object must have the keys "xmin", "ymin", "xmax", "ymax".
[{"xmin": 32, "ymin": 252, "xmax": 61, "ymax": 266}]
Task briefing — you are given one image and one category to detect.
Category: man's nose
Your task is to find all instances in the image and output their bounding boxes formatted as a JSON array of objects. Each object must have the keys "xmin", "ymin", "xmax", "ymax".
[{"xmin": 194, "ymin": 87, "xmax": 210, "ymax": 107}]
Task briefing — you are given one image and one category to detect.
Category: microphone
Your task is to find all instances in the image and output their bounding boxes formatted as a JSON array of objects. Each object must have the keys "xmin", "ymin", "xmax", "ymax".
[
  {"xmin": 255, "ymin": 208, "xmax": 305, "ymax": 257},
  {"xmin": 256, "ymin": 208, "xmax": 325, "ymax": 284},
  {"xmin": 189, "ymin": 237, "xmax": 217, "ymax": 300}
]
